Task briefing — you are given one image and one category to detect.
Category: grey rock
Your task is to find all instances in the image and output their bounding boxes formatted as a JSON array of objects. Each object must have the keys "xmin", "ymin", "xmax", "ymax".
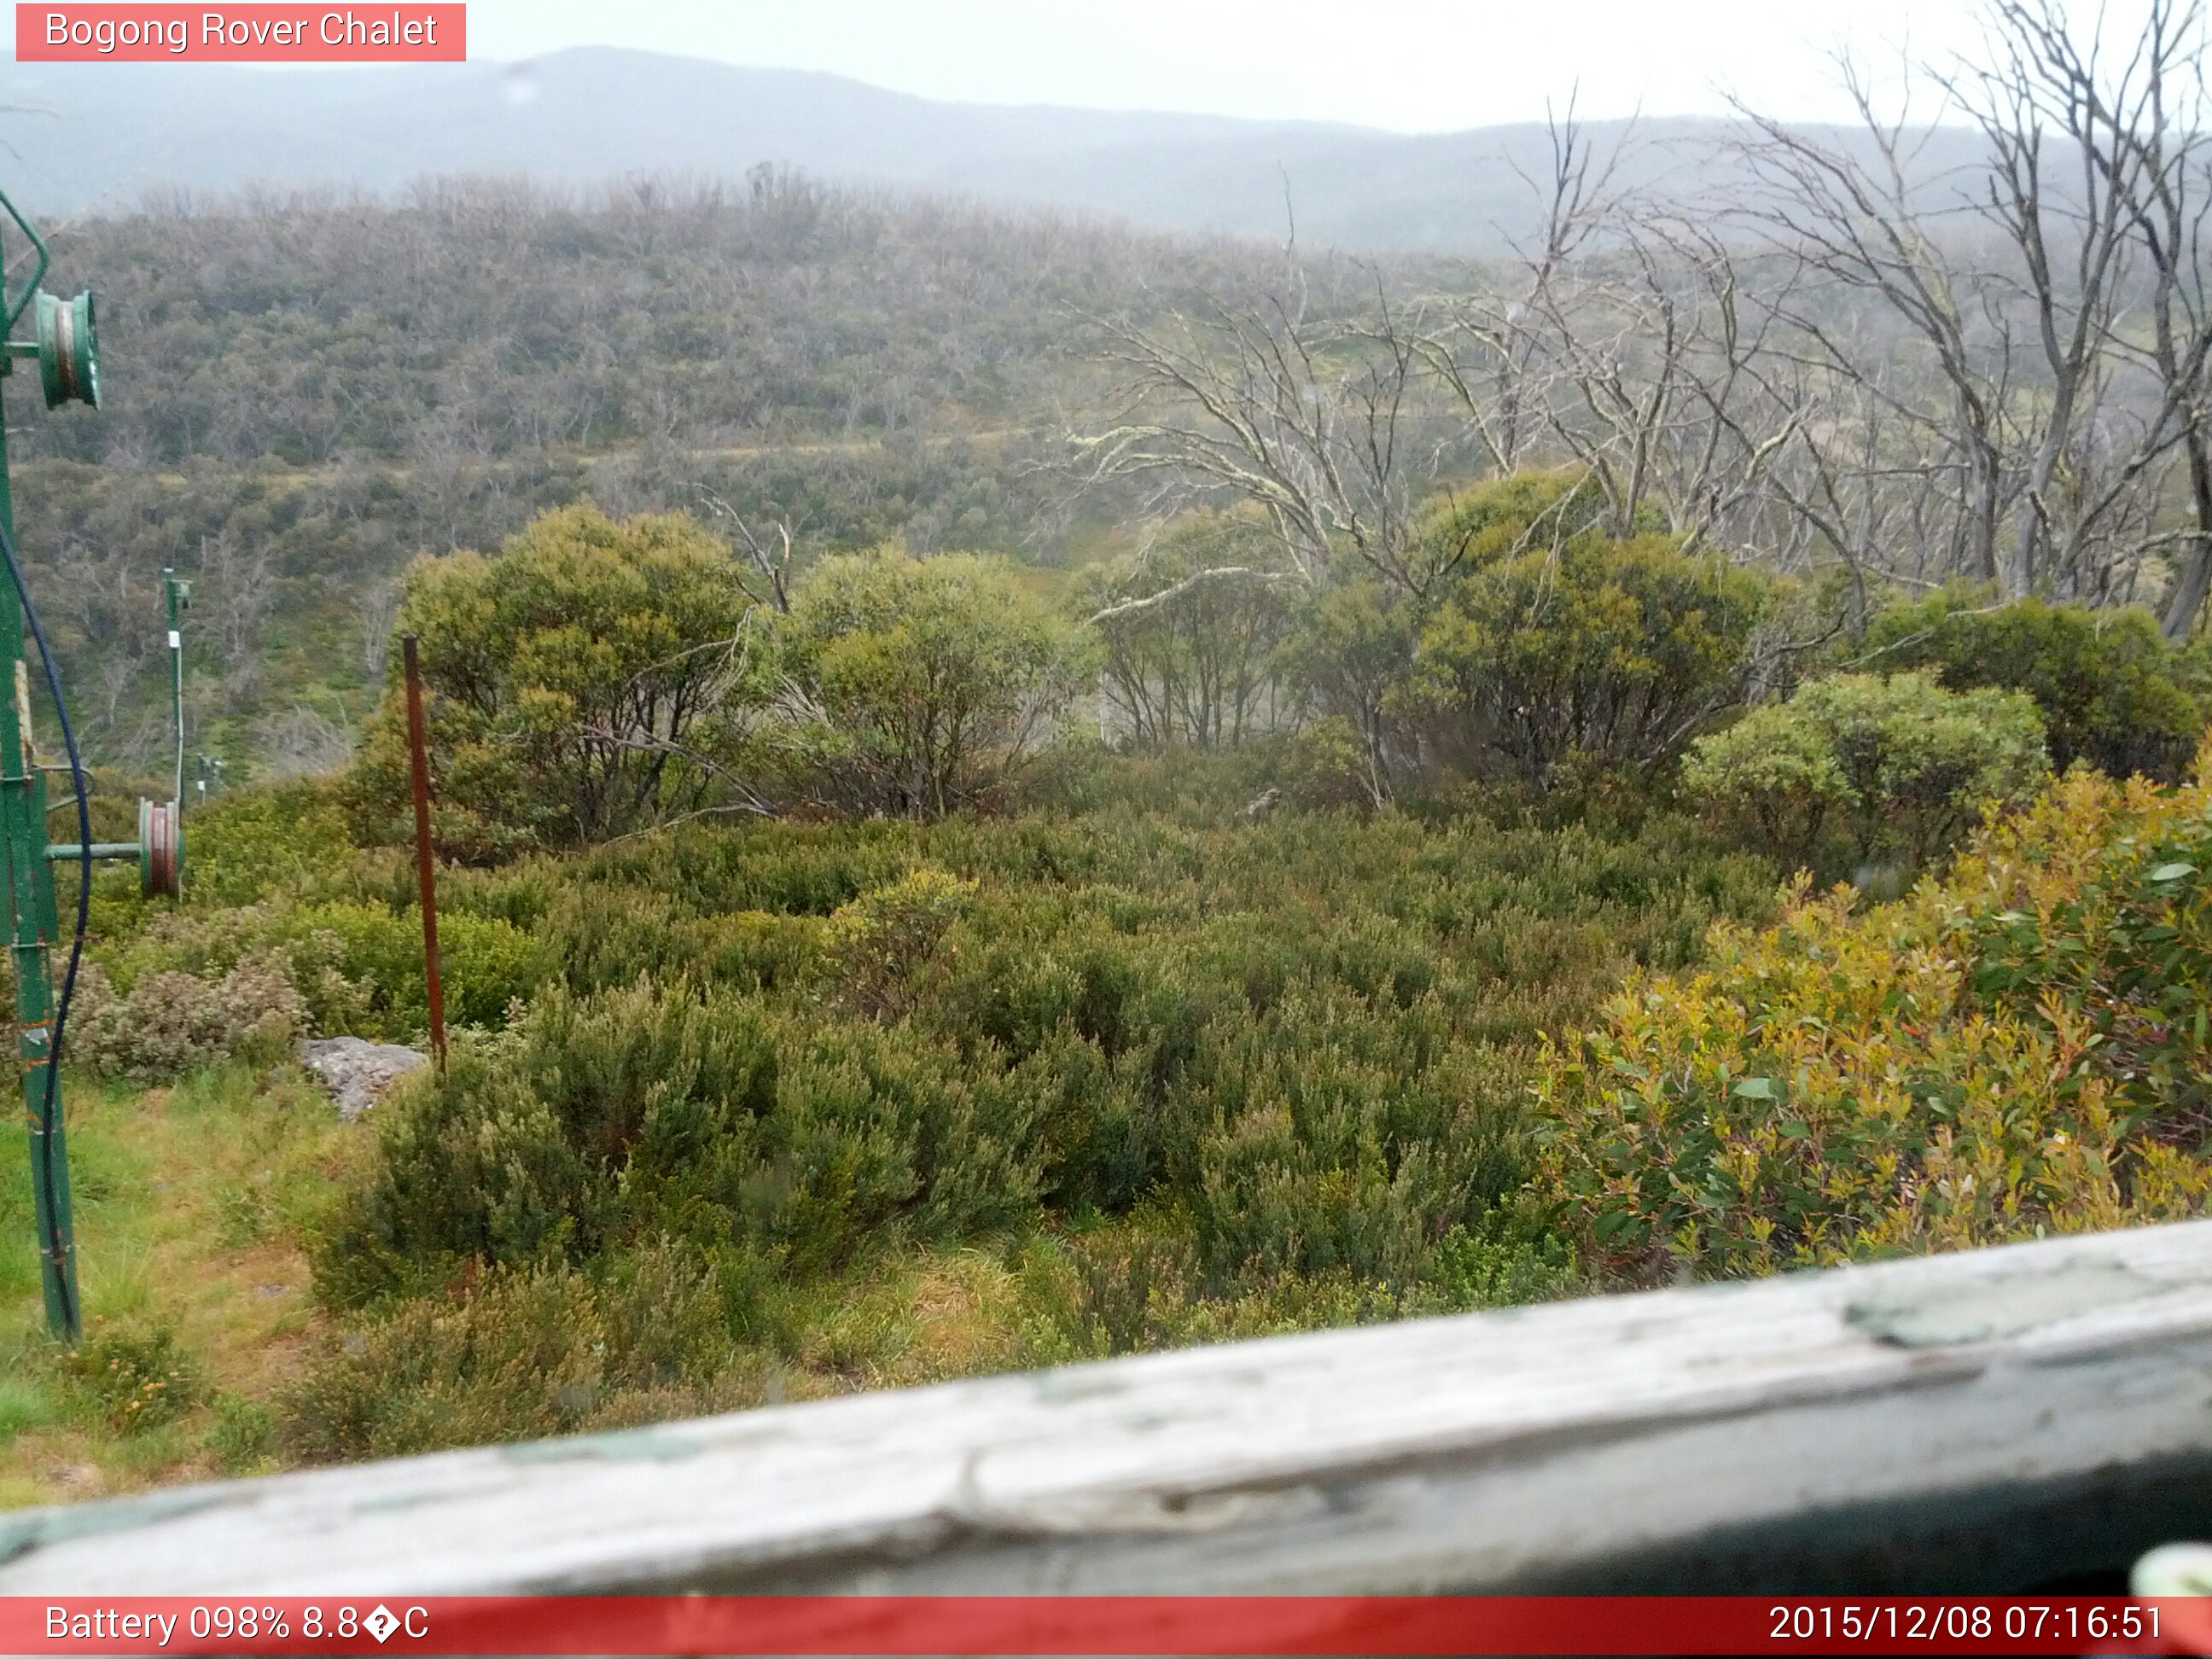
[{"xmin": 300, "ymin": 1036, "xmax": 428, "ymax": 1122}]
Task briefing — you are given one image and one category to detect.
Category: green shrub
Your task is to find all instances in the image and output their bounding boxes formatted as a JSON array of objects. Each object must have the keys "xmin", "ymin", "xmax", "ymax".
[
  {"xmin": 1683, "ymin": 672, "xmax": 2050, "ymax": 873},
  {"xmin": 297, "ymin": 901, "xmax": 542, "ymax": 1032},
  {"xmin": 311, "ymin": 1033, "xmax": 592, "ymax": 1307},
  {"xmin": 1050, "ymin": 1218, "xmax": 1200, "ymax": 1356},
  {"xmin": 1018, "ymin": 1219, "xmax": 1505, "ymax": 1364},
  {"xmin": 1862, "ymin": 591, "xmax": 2208, "ymax": 781},
  {"xmin": 1034, "ymin": 744, "xmax": 1281, "ymax": 823},
  {"xmin": 205, "ymin": 1395, "xmax": 278, "ymax": 1475},
  {"xmin": 703, "ymin": 911, "xmax": 828, "ymax": 994},
  {"xmin": 346, "ymin": 505, "xmax": 765, "ymax": 859},
  {"xmin": 317, "ymin": 975, "xmax": 1052, "ymax": 1303},
  {"xmin": 1183, "ymin": 989, "xmax": 1527, "ymax": 1292},
  {"xmin": 762, "ymin": 1016, "xmax": 1048, "ymax": 1272},
  {"xmin": 1003, "ymin": 1024, "xmax": 1169, "ymax": 1215},
  {"xmin": 288, "ymin": 777, "xmax": 1784, "ymax": 1447},
  {"xmin": 84, "ymin": 890, "xmax": 538, "ymax": 1051},
  {"xmin": 1411, "ymin": 472, "xmax": 1776, "ymax": 789},
  {"xmin": 312, "ymin": 988, "xmax": 775, "ymax": 1303},
  {"xmin": 534, "ymin": 882, "xmax": 825, "ymax": 998},
  {"xmin": 531, "ymin": 882, "xmax": 695, "ymax": 994},
  {"xmin": 573, "ymin": 823, "xmax": 904, "ymax": 915},
  {"xmin": 775, "ymin": 548, "xmax": 1088, "ymax": 818},
  {"xmin": 521, "ymin": 980, "xmax": 778, "ymax": 1189},
  {"xmin": 286, "ymin": 1243, "xmax": 754, "ymax": 1462},
  {"xmin": 1410, "ymin": 469, "xmax": 1615, "ymax": 558},
  {"xmin": 1429, "ymin": 1216, "xmax": 1579, "ymax": 1309},
  {"xmin": 1280, "ymin": 716, "xmax": 1377, "ymax": 812}
]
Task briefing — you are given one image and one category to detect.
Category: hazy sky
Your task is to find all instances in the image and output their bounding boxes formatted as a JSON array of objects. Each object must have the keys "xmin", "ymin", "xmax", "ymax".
[{"xmin": 463, "ymin": 0, "xmax": 2001, "ymax": 132}]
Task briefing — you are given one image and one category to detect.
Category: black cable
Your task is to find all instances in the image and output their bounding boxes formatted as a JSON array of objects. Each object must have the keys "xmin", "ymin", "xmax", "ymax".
[{"xmin": 0, "ymin": 515, "xmax": 84, "ymax": 1338}]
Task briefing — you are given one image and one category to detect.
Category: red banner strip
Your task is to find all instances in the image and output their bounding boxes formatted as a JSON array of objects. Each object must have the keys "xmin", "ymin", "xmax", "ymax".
[
  {"xmin": 15, "ymin": 5, "xmax": 464, "ymax": 62},
  {"xmin": 0, "ymin": 1596, "xmax": 2197, "ymax": 1656}
]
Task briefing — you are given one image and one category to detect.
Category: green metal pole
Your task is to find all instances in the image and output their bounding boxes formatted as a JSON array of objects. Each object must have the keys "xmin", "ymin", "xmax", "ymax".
[
  {"xmin": 47, "ymin": 843, "xmax": 141, "ymax": 863},
  {"xmin": 165, "ymin": 570, "xmax": 183, "ymax": 811},
  {"xmin": 0, "ymin": 353, "xmax": 78, "ymax": 1338}
]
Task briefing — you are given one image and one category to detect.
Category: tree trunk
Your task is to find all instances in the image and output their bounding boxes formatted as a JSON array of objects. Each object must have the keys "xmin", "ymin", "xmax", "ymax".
[{"xmin": 2163, "ymin": 433, "xmax": 2212, "ymax": 643}]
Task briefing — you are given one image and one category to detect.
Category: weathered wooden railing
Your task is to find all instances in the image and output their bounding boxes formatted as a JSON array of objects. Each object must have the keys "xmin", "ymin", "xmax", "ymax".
[{"xmin": 9, "ymin": 1220, "xmax": 2212, "ymax": 1595}]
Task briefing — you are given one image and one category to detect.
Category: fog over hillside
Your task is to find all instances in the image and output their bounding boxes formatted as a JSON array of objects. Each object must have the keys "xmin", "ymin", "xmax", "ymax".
[{"xmin": 0, "ymin": 48, "xmax": 1983, "ymax": 250}]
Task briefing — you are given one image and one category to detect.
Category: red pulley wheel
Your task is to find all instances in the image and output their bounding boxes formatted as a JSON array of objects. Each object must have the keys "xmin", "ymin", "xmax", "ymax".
[{"xmin": 138, "ymin": 798, "xmax": 181, "ymax": 899}]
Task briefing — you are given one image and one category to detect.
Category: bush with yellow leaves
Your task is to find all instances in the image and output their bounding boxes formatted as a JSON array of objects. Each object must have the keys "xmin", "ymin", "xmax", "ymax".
[
  {"xmin": 67, "ymin": 1319, "xmax": 201, "ymax": 1433},
  {"xmin": 1538, "ymin": 741, "xmax": 2212, "ymax": 1284},
  {"xmin": 822, "ymin": 867, "xmax": 977, "ymax": 1022}
]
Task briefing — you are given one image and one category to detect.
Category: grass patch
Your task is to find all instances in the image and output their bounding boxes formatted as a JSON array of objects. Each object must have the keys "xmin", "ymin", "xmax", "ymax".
[{"xmin": 0, "ymin": 1064, "xmax": 357, "ymax": 1507}]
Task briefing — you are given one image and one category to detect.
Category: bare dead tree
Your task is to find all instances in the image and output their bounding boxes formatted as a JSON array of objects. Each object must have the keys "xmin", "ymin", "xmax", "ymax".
[
  {"xmin": 1087, "ymin": 563, "xmax": 1296, "ymax": 626},
  {"xmin": 1410, "ymin": 102, "xmax": 1621, "ymax": 478},
  {"xmin": 1399, "ymin": 109, "xmax": 1803, "ymax": 562},
  {"xmin": 1071, "ymin": 253, "xmax": 1448, "ymax": 597},
  {"xmin": 44, "ymin": 532, "xmax": 155, "ymax": 736},
  {"xmin": 361, "ymin": 580, "xmax": 402, "ymax": 686},
  {"xmin": 2000, "ymin": 0, "xmax": 2212, "ymax": 636},
  {"xmin": 1726, "ymin": 9, "xmax": 2212, "ymax": 614},
  {"xmin": 694, "ymin": 485, "xmax": 797, "ymax": 612},
  {"xmin": 1526, "ymin": 209, "xmax": 1804, "ymax": 549},
  {"xmin": 1729, "ymin": 61, "xmax": 2019, "ymax": 593},
  {"xmin": 195, "ymin": 531, "xmax": 277, "ymax": 711},
  {"xmin": 1749, "ymin": 340, "xmax": 1971, "ymax": 632},
  {"xmin": 255, "ymin": 704, "xmax": 355, "ymax": 778},
  {"xmin": 1941, "ymin": 0, "xmax": 2171, "ymax": 599}
]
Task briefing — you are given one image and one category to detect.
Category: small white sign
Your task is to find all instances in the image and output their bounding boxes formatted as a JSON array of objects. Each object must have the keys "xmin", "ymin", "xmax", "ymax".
[{"xmin": 167, "ymin": 630, "xmax": 181, "ymax": 649}]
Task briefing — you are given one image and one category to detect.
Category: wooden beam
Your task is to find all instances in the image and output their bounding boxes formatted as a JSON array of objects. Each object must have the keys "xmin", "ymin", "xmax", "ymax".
[{"xmin": 10, "ymin": 1220, "xmax": 2212, "ymax": 1594}]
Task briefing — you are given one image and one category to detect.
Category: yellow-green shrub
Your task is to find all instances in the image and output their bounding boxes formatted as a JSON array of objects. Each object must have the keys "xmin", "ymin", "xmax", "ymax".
[
  {"xmin": 1681, "ymin": 671, "xmax": 2051, "ymax": 873},
  {"xmin": 823, "ymin": 867, "xmax": 976, "ymax": 1021},
  {"xmin": 1538, "ymin": 753, "xmax": 2212, "ymax": 1283},
  {"xmin": 1862, "ymin": 591, "xmax": 2209, "ymax": 781},
  {"xmin": 297, "ymin": 901, "xmax": 542, "ymax": 1032},
  {"xmin": 345, "ymin": 506, "xmax": 764, "ymax": 859},
  {"xmin": 1409, "ymin": 474, "xmax": 1776, "ymax": 789},
  {"xmin": 183, "ymin": 779, "xmax": 355, "ymax": 907}
]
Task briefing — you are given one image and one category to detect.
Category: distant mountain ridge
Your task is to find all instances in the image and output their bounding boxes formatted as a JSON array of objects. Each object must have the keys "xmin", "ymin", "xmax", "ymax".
[{"xmin": 0, "ymin": 48, "xmax": 1976, "ymax": 252}]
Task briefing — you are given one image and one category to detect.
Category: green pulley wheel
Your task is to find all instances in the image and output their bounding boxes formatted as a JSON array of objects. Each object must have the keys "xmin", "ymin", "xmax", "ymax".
[{"xmin": 36, "ymin": 289, "xmax": 97, "ymax": 410}]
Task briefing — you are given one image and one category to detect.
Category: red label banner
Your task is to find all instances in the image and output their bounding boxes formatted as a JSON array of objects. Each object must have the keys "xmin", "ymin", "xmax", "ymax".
[
  {"xmin": 0, "ymin": 1596, "xmax": 2197, "ymax": 1656},
  {"xmin": 16, "ymin": 5, "xmax": 464, "ymax": 61}
]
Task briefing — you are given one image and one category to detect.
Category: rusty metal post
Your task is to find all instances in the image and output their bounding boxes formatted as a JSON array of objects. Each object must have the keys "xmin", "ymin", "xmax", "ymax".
[{"xmin": 401, "ymin": 633, "xmax": 447, "ymax": 1070}]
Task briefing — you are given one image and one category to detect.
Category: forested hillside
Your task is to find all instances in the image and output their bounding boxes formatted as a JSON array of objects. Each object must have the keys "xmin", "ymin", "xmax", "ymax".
[
  {"xmin": 24, "ymin": 3, "xmax": 2212, "ymax": 784},
  {"xmin": 12, "ymin": 172, "xmax": 1410, "ymax": 769}
]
